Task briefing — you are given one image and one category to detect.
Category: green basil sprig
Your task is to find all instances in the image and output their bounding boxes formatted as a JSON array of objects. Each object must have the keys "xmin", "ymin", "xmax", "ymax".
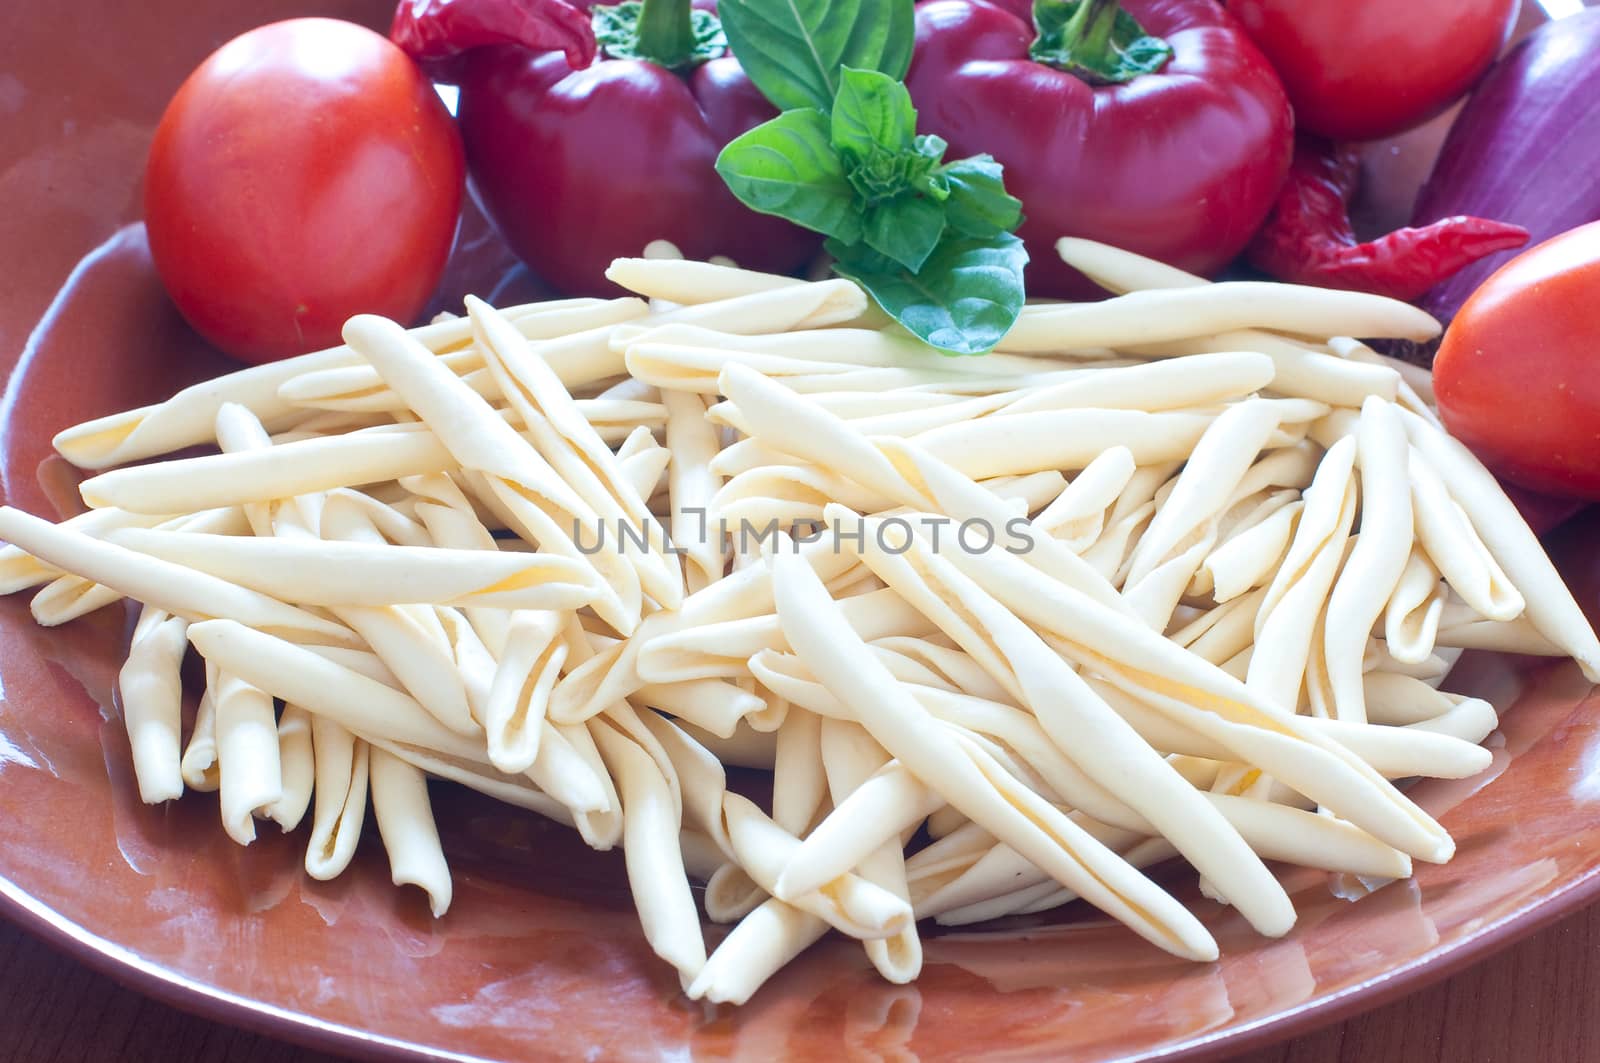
[{"xmin": 715, "ymin": 1, "xmax": 1027, "ymax": 355}]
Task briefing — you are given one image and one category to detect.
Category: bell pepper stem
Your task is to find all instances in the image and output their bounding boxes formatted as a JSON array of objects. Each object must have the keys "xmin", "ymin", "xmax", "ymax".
[
  {"xmin": 1030, "ymin": 0, "xmax": 1172, "ymax": 85},
  {"xmin": 1060, "ymin": 0, "xmax": 1120, "ymax": 63},
  {"xmin": 634, "ymin": 0, "xmax": 695, "ymax": 68}
]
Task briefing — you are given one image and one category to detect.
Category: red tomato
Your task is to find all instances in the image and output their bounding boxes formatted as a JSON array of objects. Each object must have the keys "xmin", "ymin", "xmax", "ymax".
[
  {"xmin": 144, "ymin": 18, "xmax": 464, "ymax": 364},
  {"xmin": 1434, "ymin": 221, "xmax": 1600, "ymax": 500},
  {"xmin": 1228, "ymin": 0, "xmax": 1517, "ymax": 142}
]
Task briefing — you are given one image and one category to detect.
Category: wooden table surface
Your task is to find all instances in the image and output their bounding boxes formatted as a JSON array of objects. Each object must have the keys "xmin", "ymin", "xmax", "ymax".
[{"xmin": 3, "ymin": 898, "xmax": 1599, "ymax": 1063}]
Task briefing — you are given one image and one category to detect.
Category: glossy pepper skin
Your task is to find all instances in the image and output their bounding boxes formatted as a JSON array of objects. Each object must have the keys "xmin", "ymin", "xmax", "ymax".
[
  {"xmin": 905, "ymin": 0, "xmax": 1293, "ymax": 298},
  {"xmin": 405, "ymin": 1, "xmax": 820, "ymax": 296}
]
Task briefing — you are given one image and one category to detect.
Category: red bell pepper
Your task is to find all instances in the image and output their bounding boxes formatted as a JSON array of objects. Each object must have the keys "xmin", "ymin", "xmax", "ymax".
[
  {"xmin": 393, "ymin": 0, "xmax": 820, "ymax": 296},
  {"xmin": 905, "ymin": 0, "xmax": 1293, "ymax": 298}
]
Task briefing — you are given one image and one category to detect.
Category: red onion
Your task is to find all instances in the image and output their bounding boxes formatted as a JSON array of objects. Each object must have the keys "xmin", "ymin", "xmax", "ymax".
[{"xmin": 1411, "ymin": 8, "xmax": 1600, "ymax": 324}]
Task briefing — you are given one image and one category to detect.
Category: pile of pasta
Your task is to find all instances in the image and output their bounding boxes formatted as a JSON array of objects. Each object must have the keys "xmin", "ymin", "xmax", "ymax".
[{"xmin": 2, "ymin": 238, "xmax": 1598, "ymax": 1004}]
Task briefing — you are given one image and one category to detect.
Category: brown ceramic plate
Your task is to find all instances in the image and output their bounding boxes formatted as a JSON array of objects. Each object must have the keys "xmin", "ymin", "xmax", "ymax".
[{"xmin": 4, "ymin": 2, "xmax": 1600, "ymax": 1061}]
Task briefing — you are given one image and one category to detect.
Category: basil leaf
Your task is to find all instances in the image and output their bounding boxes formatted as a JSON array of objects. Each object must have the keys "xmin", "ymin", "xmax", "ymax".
[
  {"xmin": 716, "ymin": 110, "xmax": 863, "ymax": 244},
  {"xmin": 915, "ymin": 134, "xmax": 949, "ymax": 165},
  {"xmin": 913, "ymin": 136, "xmax": 952, "ymax": 201},
  {"xmin": 847, "ymin": 147, "xmax": 935, "ymax": 203},
  {"xmin": 939, "ymin": 155, "xmax": 1024, "ymax": 239},
  {"xmin": 718, "ymin": 0, "xmax": 917, "ymax": 112},
  {"xmin": 831, "ymin": 67, "xmax": 917, "ymax": 164},
  {"xmin": 592, "ymin": 2, "xmax": 727, "ymax": 67},
  {"xmin": 863, "ymin": 195, "xmax": 946, "ymax": 273},
  {"xmin": 831, "ymin": 232, "xmax": 1029, "ymax": 355}
]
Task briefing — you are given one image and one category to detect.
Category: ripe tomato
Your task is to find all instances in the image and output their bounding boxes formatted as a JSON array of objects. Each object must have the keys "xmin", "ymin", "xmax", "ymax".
[
  {"xmin": 1434, "ymin": 221, "xmax": 1600, "ymax": 500},
  {"xmin": 1228, "ymin": 0, "xmax": 1517, "ymax": 142},
  {"xmin": 144, "ymin": 18, "xmax": 464, "ymax": 364}
]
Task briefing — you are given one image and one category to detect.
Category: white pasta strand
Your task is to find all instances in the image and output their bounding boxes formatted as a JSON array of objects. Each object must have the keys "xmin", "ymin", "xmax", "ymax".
[
  {"xmin": 369, "ymin": 746, "xmax": 453, "ymax": 917},
  {"xmin": 998, "ymin": 282, "xmax": 1439, "ymax": 353},
  {"xmin": 1322, "ymin": 397, "xmax": 1414, "ymax": 723},
  {"xmin": 268, "ymin": 705, "xmax": 315, "ymax": 832},
  {"xmin": 591, "ymin": 717, "xmax": 706, "ymax": 983},
  {"xmin": 305, "ymin": 716, "xmax": 370, "ymax": 881},
  {"xmin": 180, "ymin": 690, "xmax": 220, "ymax": 793},
  {"xmin": 208, "ymin": 662, "xmax": 283, "ymax": 846},
  {"xmin": 118, "ymin": 606, "xmax": 188, "ymax": 803},
  {"xmin": 819, "ymin": 718, "xmax": 922, "ymax": 984}
]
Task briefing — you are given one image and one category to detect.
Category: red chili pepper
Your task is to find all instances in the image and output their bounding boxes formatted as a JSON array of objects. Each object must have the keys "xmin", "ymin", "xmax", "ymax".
[
  {"xmin": 1245, "ymin": 135, "xmax": 1530, "ymax": 303},
  {"xmin": 392, "ymin": 0, "xmax": 819, "ymax": 296},
  {"xmin": 392, "ymin": 0, "xmax": 597, "ymax": 78},
  {"xmin": 905, "ymin": 0, "xmax": 1294, "ymax": 299}
]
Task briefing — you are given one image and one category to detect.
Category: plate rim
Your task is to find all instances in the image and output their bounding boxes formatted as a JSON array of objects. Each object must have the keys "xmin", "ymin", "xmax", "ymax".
[{"xmin": 5, "ymin": 833, "xmax": 1600, "ymax": 1063}]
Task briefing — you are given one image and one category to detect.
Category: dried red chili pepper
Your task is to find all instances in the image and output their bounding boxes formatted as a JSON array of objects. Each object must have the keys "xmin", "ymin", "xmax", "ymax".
[
  {"xmin": 1245, "ymin": 134, "xmax": 1529, "ymax": 303},
  {"xmin": 391, "ymin": 0, "xmax": 597, "ymax": 79}
]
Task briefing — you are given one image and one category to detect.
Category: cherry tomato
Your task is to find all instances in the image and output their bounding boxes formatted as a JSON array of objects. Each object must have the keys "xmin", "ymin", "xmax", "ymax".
[
  {"xmin": 144, "ymin": 18, "xmax": 464, "ymax": 364},
  {"xmin": 1434, "ymin": 221, "xmax": 1600, "ymax": 500},
  {"xmin": 1228, "ymin": 0, "xmax": 1517, "ymax": 142}
]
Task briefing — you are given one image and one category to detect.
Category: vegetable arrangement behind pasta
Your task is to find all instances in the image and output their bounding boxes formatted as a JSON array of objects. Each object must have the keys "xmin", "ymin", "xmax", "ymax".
[{"xmin": 2, "ymin": 238, "xmax": 1596, "ymax": 1004}]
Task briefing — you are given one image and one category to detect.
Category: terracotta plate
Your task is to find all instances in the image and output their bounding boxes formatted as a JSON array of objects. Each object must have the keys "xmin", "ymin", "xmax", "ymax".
[{"xmin": 3, "ymin": 2, "xmax": 1600, "ymax": 1060}]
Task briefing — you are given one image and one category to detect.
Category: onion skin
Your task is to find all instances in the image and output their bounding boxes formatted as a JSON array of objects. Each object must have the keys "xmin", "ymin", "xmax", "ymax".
[
  {"xmin": 1504, "ymin": 483, "xmax": 1586, "ymax": 537},
  {"xmin": 1411, "ymin": 8, "xmax": 1600, "ymax": 325}
]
